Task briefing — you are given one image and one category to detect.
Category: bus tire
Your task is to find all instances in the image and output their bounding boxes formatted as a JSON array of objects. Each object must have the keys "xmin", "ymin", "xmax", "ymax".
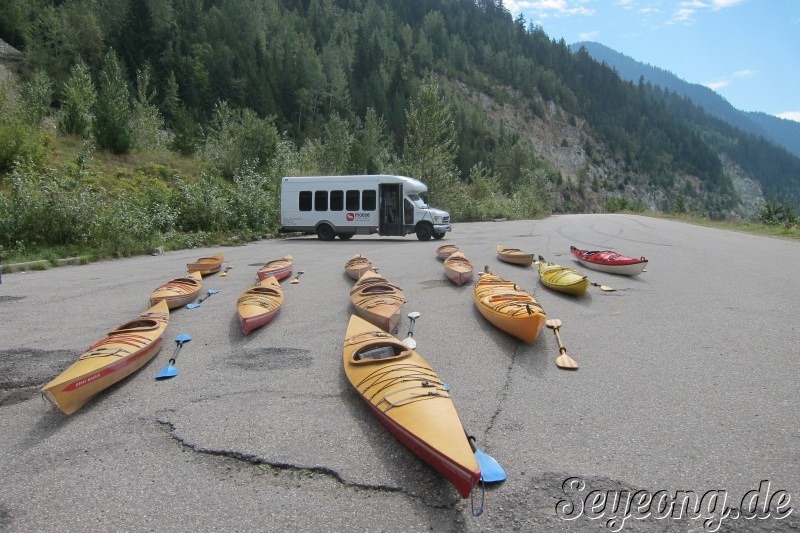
[
  {"xmin": 316, "ymin": 223, "xmax": 335, "ymax": 241},
  {"xmin": 337, "ymin": 233, "xmax": 354, "ymax": 240},
  {"xmin": 415, "ymin": 223, "xmax": 433, "ymax": 241}
]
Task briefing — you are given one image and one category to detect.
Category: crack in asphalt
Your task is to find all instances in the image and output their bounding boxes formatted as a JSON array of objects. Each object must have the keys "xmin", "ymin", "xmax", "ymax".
[
  {"xmin": 484, "ymin": 341, "xmax": 517, "ymax": 442},
  {"xmin": 155, "ymin": 416, "xmax": 460, "ymax": 512}
]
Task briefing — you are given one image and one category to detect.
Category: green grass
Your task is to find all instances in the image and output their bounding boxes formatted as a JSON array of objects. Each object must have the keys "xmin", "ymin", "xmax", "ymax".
[{"xmin": 640, "ymin": 212, "xmax": 800, "ymax": 241}]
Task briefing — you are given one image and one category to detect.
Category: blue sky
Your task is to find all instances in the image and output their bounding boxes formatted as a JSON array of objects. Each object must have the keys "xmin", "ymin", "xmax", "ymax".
[{"xmin": 505, "ymin": 0, "xmax": 800, "ymax": 122}]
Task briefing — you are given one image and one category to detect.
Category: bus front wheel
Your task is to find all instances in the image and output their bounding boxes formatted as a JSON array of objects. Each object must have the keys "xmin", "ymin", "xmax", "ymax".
[{"xmin": 415, "ymin": 223, "xmax": 433, "ymax": 241}]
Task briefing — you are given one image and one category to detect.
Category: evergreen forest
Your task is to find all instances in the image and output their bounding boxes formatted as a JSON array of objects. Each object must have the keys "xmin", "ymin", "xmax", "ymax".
[{"xmin": 1, "ymin": 0, "xmax": 798, "ymax": 259}]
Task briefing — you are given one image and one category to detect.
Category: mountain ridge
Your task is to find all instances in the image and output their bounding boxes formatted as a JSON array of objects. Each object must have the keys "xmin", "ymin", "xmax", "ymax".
[{"xmin": 570, "ymin": 41, "xmax": 800, "ymax": 159}]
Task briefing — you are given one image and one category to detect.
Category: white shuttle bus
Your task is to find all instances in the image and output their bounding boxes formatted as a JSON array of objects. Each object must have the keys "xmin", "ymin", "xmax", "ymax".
[{"xmin": 279, "ymin": 174, "xmax": 451, "ymax": 241}]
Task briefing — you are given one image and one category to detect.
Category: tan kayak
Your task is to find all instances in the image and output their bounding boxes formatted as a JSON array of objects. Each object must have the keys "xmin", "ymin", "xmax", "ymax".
[
  {"xmin": 41, "ymin": 300, "xmax": 170, "ymax": 415},
  {"xmin": 342, "ymin": 314, "xmax": 481, "ymax": 498},
  {"xmin": 186, "ymin": 252, "xmax": 223, "ymax": 276},
  {"xmin": 443, "ymin": 252, "xmax": 474, "ymax": 286},
  {"xmin": 436, "ymin": 244, "xmax": 459, "ymax": 260},
  {"xmin": 237, "ymin": 276, "xmax": 284, "ymax": 335},
  {"xmin": 150, "ymin": 271, "xmax": 203, "ymax": 308},
  {"xmin": 349, "ymin": 269, "xmax": 404, "ymax": 333},
  {"xmin": 496, "ymin": 245, "xmax": 534, "ymax": 267},
  {"xmin": 257, "ymin": 255, "xmax": 293, "ymax": 281},
  {"xmin": 344, "ymin": 254, "xmax": 373, "ymax": 280}
]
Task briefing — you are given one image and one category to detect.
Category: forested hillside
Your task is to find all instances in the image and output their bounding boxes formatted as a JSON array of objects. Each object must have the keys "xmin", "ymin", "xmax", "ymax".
[
  {"xmin": 1, "ymin": 0, "xmax": 798, "ymax": 259},
  {"xmin": 573, "ymin": 41, "xmax": 800, "ymax": 162}
]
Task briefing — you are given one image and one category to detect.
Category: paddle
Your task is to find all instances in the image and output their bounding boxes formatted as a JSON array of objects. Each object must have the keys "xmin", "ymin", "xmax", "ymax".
[
  {"xmin": 591, "ymin": 281, "xmax": 616, "ymax": 292},
  {"xmin": 409, "ymin": 314, "xmax": 506, "ymax": 483},
  {"xmin": 186, "ymin": 289, "xmax": 219, "ymax": 309},
  {"xmin": 289, "ymin": 271, "xmax": 305, "ymax": 284},
  {"xmin": 219, "ymin": 266, "xmax": 233, "ymax": 277},
  {"xmin": 156, "ymin": 333, "xmax": 192, "ymax": 379},
  {"xmin": 467, "ymin": 433, "xmax": 507, "ymax": 483},
  {"xmin": 401, "ymin": 311, "xmax": 420, "ymax": 349},
  {"xmin": 546, "ymin": 319, "xmax": 579, "ymax": 370}
]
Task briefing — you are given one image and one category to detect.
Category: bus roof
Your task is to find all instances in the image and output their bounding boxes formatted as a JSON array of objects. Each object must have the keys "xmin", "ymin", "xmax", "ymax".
[{"xmin": 282, "ymin": 174, "xmax": 428, "ymax": 193}]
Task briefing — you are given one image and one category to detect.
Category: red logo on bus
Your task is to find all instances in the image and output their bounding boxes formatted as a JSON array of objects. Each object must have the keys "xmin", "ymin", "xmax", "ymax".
[{"xmin": 346, "ymin": 213, "xmax": 355, "ymax": 221}]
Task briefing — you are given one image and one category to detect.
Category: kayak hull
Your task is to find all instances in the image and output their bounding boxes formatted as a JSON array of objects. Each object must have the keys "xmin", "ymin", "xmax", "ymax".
[
  {"xmin": 237, "ymin": 276, "xmax": 284, "ymax": 335},
  {"xmin": 41, "ymin": 300, "xmax": 170, "ymax": 415},
  {"xmin": 474, "ymin": 272, "xmax": 546, "ymax": 343},
  {"xmin": 570, "ymin": 246, "xmax": 648, "ymax": 276},
  {"xmin": 343, "ymin": 315, "xmax": 481, "ymax": 498}
]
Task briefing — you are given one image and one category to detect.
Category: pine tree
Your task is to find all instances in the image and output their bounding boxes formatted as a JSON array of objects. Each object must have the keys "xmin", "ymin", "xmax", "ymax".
[
  {"xmin": 93, "ymin": 49, "xmax": 132, "ymax": 154},
  {"xmin": 58, "ymin": 60, "xmax": 96, "ymax": 138},
  {"xmin": 402, "ymin": 76, "xmax": 459, "ymax": 206}
]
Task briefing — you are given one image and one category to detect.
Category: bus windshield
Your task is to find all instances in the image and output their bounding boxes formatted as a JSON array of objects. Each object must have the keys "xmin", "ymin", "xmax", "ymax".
[{"xmin": 408, "ymin": 194, "xmax": 428, "ymax": 209}]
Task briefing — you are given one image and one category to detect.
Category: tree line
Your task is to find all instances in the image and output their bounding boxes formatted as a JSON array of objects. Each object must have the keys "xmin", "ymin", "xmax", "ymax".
[{"xmin": 1, "ymin": 0, "xmax": 798, "ymax": 258}]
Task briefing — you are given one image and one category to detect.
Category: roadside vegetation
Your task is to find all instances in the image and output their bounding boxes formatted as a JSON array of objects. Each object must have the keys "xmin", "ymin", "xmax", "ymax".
[{"xmin": 1, "ymin": 0, "xmax": 798, "ymax": 271}]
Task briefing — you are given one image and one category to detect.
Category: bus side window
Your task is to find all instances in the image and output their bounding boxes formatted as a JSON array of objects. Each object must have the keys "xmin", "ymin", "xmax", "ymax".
[
  {"xmin": 315, "ymin": 190, "xmax": 328, "ymax": 211},
  {"xmin": 362, "ymin": 190, "xmax": 376, "ymax": 211},
  {"xmin": 346, "ymin": 190, "xmax": 360, "ymax": 211},
  {"xmin": 299, "ymin": 191, "xmax": 312, "ymax": 211},
  {"xmin": 331, "ymin": 190, "xmax": 344, "ymax": 211}
]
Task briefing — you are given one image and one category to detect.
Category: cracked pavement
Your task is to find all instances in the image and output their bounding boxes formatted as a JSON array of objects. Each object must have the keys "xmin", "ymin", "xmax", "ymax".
[{"xmin": 1, "ymin": 216, "xmax": 799, "ymax": 531}]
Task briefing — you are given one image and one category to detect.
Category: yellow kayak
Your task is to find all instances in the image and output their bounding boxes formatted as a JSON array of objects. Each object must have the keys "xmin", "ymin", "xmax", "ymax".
[
  {"xmin": 474, "ymin": 271, "xmax": 546, "ymax": 343},
  {"xmin": 342, "ymin": 314, "xmax": 481, "ymax": 498},
  {"xmin": 538, "ymin": 257, "xmax": 589, "ymax": 296}
]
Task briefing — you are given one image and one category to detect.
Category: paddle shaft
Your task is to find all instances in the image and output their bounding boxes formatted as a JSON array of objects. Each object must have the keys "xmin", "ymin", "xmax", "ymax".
[
  {"xmin": 169, "ymin": 339, "xmax": 188, "ymax": 365},
  {"xmin": 552, "ymin": 327, "xmax": 567, "ymax": 355},
  {"xmin": 547, "ymin": 321, "xmax": 578, "ymax": 369},
  {"xmin": 406, "ymin": 317, "xmax": 417, "ymax": 339},
  {"xmin": 197, "ymin": 291, "xmax": 214, "ymax": 303}
]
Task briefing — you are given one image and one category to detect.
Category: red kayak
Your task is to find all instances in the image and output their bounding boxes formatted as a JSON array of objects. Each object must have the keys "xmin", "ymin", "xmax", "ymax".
[{"xmin": 570, "ymin": 246, "xmax": 648, "ymax": 276}]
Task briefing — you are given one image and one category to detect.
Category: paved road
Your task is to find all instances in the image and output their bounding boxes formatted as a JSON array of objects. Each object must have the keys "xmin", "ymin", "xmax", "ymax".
[{"xmin": 1, "ymin": 215, "xmax": 798, "ymax": 532}]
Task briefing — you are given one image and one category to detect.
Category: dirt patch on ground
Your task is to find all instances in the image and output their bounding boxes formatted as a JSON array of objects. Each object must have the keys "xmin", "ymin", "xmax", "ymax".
[{"xmin": 0, "ymin": 348, "xmax": 75, "ymax": 407}]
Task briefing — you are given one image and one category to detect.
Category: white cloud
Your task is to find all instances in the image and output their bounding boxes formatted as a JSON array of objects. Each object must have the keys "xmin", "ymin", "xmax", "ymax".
[
  {"xmin": 710, "ymin": 0, "xmax": 746, "ymax": 9},
  {"xmin": 734, "ymin": 70, "xmax": 755, "ymax": 77},
  {"xmin": 704, "ymin": 80, "xmax": 731, "ymax": 90},
  {"xmin": 579, "ymin": 30, "xmax": 600, "ymax": 40},
  {"xmin": 668, "ymin": 0, "xmax": 744, "ymax": 24},
  {"xmin": 505, "ymin": 0, "xmax": 595, "ymax": 17},
  {"xmin": 777, "ymin": 111, "xmax": 800, "ymax": 123}
]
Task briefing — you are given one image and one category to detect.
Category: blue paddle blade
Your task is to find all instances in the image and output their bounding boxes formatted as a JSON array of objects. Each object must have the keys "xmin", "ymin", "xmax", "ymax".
[
  {"xmin": 474, "ymin": 446, "xmax": 506, "ymax": 483},
  {"xmin": 186, "ymin": 290, "xmax": 218, "ymax": 309},
  {"xmin": 156, "ymin": 334, "xmax": 191, "ymax": 379},
  {"xmin": 155, "ymin": 364, "xmax": 178, "ymax": 380}
]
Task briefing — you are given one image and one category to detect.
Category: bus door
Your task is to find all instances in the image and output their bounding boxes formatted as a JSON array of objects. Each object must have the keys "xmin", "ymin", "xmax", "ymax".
[{"xmin": 379, "ymin": 183, "xmax": 403, "ymax": 236}]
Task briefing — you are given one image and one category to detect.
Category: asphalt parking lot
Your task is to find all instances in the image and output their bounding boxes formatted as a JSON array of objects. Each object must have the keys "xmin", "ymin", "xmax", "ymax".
[{"xmin": 1, "ymin": 214, "xmax": 798, "ymax": 531}]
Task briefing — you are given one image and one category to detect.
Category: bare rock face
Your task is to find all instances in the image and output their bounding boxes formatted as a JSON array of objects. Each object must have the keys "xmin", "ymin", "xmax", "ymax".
[{"xmin": 0, "ymin": 38, "xmax": 23, "ymax": 60}]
